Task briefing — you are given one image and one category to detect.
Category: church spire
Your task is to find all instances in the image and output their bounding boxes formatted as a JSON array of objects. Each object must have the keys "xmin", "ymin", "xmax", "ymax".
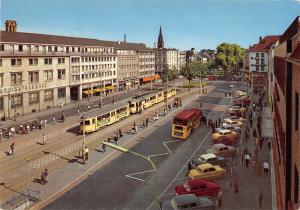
[{"xmin": 157, "ymin": 25, "xmax": 164, "ymax": 49}]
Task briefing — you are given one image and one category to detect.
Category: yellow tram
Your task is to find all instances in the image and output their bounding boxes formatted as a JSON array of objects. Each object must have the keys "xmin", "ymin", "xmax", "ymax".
[{"xmin": 80, "ymin": 88, "xmax": 177, "ymax": 133}]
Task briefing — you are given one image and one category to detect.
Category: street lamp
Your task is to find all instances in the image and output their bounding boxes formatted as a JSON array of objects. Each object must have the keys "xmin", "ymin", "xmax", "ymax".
[
  {"xmin": 103, "ymin": 142, "xmax": 159, "ymax": 207},
  {"xmin": 82, "ymin": 115, "xmax": 86, "ymax": 165}
]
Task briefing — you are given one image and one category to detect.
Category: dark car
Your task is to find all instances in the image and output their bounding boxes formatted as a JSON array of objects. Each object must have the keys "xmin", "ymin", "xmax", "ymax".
[
  {"xmin": 191, "ymin": 153, "xmax": 227, "ymax": 168},
  {"xmin": 171, "ymin": 194, "xmax": 216, "ymax": 210},
  {"xmin": 213, "ymin": 136, "xmax": 238, "ymax": 147}
]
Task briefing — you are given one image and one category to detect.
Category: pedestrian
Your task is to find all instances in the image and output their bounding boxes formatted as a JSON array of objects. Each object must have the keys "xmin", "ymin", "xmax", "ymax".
[
  {"xmin": 185, "ymin": 161, "xmax": 192, "ymax": 177},
  {"xmin": 258, "ymin": 190, "xmax": 263, "ymax": 208},
  {"xmin": 132, "ymin": 123, "xmax": 136, "ymax": 134},
  {"xmin": 259, "ymin": 137, "xmax": 264, "ymax": 149},
  {"xmin": 263, "ymin": 160, "xmax": 270, "ymax": 176},
  {"xmin": 61, "ymin": 112, "xmax": 65, "ymax": 123},
  {"xmin": 253, "ymin": 128, "xmax": 257, "ymax": 138},
  {"xmin": 10, "ymin": 143, "xmax": 15, "ymax": 155},
  {"xmin": 233, "ymin": 178, "xmax": 239, "ymax": 193},
  {"xmin": 218, "ymin": 117, "xmax": 221, "ymax": 127},
  {"xmin": 102, "ymin": 141, "xmax": 107, "ymax": 152},
  {"xmin": 159, "ymin": 201, "xmax": 163, "ymax": 210},
  {"xmin": 225, "ymin": 92, "xmax": 227, "ymax": 97},
  {"xmin": 112, "ymin": 98, "xmax": 115, "ymax": 104},
  {"xmin": 88, "ymin": 105, "xmax": 91, "ymax": 110},
  {"xmin": 0, "ymin": 129, "xmax": 2, "ymax": 140},
  {"xmin": 77, "ymin": 108, "xmax": 80, "ymax": 115},
  {"xmin": 114, "ymin": 132, "xmax": 119, "ymax": 144},
  {"xmin": 42, "ymin": 133, "xmax": 46, "ymax": 145},
  {"xmin": 241, "ymin": 147, "xmax": 248, "ymax": 165},
  {"xmin": 119, "ymin": 129, "xmax": 123, "ymax": 138},
  {"xmin": 146, "ymin": 117, "xmax": 149, "ymax": 127},
  {"xmin": 44, "ymin": 168, "xmax": 48, "ymax": 184},
  {"xmin": 245, "ymin": 153, "xmax": 251, "ymax": 168},
  {"xmin": 142, "ymin": 121, "xmax": 145, "ymax": 128},
  {"xmin": 99, "ymin": 101, "xmax": 102, "ymax": 108},
  {"xmin": 40, "ymin": 171, "xmax": 46, "ymax": 185},
  {"xmin": 215, "ymin": 120, "xmax": 218, "ymax": 128},
  {"xmin": 216, "ymin": 190, "xmax": 223, "ymax": 208},
  {"xmin": 85, "ymin": 146, "xmax": 89, "ymax": 161},
  {"xmin": 267, "ymin": 138, "xmax": 271, "ymax": 150},
  {"xmin": 52, "ymin": 116, "xmax": 56, "ymax": 124},
  {"xmin": 199, "ymin": 101, "xmax": 202, "ymax": 108}
]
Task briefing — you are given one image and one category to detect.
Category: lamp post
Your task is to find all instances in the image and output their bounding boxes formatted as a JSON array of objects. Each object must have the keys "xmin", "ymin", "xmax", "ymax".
[
  {"xmin": 26, "ymin": 158, "xmax": 30, "ymax": 208},
  {"xmin": 82, "ymin": 115, "xmax": 86, "ymax": 165},
  {"xmin": 103, "ymin": 142, "xmax": 159, "ymax": 207}
]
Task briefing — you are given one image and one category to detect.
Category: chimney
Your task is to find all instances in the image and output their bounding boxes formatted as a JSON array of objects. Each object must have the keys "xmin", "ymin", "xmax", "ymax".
[
  {"xmin": 259, "ymin": 36, "xmax": 263, "ymax": 42},
  {"xmin": 124, "ymin": 34, "xmax": 126, "ymax": 43},
  {"xmin": 5, "ymin": 20, "xmax": 17, "ymax": 32}
]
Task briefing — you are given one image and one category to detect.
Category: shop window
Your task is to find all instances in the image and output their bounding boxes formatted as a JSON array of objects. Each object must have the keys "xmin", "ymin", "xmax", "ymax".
[
  {"xmin": 0, "ymin": 97, "xmax": 3, "ymax": 110},
  {"xmin": 58, "ymin": 88, "xmax": 65, "ymax": 98}
]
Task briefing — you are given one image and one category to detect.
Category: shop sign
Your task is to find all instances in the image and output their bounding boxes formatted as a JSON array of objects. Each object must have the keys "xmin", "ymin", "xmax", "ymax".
[{"xmin": 0, "ymin": 83, "xmax": 47, "ymax": 95}]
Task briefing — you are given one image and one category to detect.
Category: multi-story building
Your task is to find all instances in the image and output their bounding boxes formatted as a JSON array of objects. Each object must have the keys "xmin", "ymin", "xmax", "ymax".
[
  {"xmin": 154, "ymin": 26, "xmax": 179, "ymax": 74},
  {"xmin": 247, "ymin": 36, "xmax": 279, "ymax": 91},
  {"xmin": 137, "ymin": 48, "xmax": 156, "ymax": 84},
  {"xmin": 0, "ymin": 20, "xmax": 117, "ymax": 118},
  {"xmin": 271, "ymin": 16, "xmax": 300, "ymax": 210},
  {"xmin": 178, "ymin": 51, "xmax": 186, "ymax": 70}
]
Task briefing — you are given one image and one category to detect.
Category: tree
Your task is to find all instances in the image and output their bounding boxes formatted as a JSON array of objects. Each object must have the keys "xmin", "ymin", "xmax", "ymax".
[
  {"xmin": 214, "ymin": 43, "xmax": 244, "ymax": 78},
  {"xmin": 161, "ymin": 65, "xmax": 179, "ymax": 85},
  {"xmin": 180, "ymin": 62, "xmax": 198, "ymax": 91},
  {"xmin": 194, "ymin": 61, "xmax": 209, "ymax": 83}
]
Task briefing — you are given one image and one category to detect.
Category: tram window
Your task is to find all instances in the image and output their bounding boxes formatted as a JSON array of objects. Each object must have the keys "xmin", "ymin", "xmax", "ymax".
[
  {"xmin": 97, "ymin": 116, "xmax": 102, "ymax": 121},
  {"xmin": 130, "ymin": 104, "xmax": 135, "ymax": 107},
  {"xmin": 85, "ymin": 120, "xmax": 90, "ymax": 125},
  {"xmin": 92, "ymin": 119, "xmax": 95, "ymax": 124},
  {"xmin": 111, "ymin": 111, "xmax": 115, "ymax": 116}
]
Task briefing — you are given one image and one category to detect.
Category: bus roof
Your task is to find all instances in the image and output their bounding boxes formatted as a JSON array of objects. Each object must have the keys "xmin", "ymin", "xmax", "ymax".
[
  {"xmin": 174, "ymin": 109, "xmax": 202, "ymax": 121},
  {"xmin": 82, "ymin": 101, "xmax": 128, "ymax": 119}
]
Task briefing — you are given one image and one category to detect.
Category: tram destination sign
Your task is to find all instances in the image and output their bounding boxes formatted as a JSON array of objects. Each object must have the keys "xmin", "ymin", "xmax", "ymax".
[{"xmin": 0, "ymin": 83, "xmax": 47, "ymax": 95}]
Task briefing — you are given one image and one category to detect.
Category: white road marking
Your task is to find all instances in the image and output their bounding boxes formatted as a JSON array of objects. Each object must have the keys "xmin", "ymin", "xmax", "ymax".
[{"xmin": 125, "ymin": 169, "xmax": 156, "ymax": 182}]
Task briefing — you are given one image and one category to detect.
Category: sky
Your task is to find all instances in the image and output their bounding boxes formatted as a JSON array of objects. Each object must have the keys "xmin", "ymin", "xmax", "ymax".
[{"xmin": 0, "ymin": 0, "xmax": 299, "ymax": 50}]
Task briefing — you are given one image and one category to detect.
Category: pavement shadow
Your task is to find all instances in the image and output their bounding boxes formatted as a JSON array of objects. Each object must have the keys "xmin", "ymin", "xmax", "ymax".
[{"xmin": 66, "ymin": 125, "xmax": 80, "ymax": 135}]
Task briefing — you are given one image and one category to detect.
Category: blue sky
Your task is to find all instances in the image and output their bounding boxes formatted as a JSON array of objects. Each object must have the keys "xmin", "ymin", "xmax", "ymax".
[{"xmin": 1, "ymin": 0, "xmax": 299, "ymax": 50}]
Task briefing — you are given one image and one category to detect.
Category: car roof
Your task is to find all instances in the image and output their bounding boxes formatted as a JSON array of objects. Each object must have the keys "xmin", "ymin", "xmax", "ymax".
[
  {"xmin": 212, "ymin": 143, "xmax": 227, "ymax": 149},
  {"xmin": 172, "ymin": 194, "xmax": 198, "ymax": 205},
  {"xmin": 197, "ymin": 163, "xmax": 213, "ymax": 170},
  {"xmin": 200, "ymin": 153, "xmax": 217, "ymax": 159},
  {"xmin": 219, "ymin": 129, "xmax": 231, "ymax": 133}
]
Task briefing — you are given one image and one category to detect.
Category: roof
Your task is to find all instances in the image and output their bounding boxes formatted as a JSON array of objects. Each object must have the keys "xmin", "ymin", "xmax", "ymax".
[
  {"xmin": 0, "ymin": 31, "xmax": 153, "ymax": 51},
  {"xmin": 212, "ymin": 144, "xmax": 227, "ymax": 150},
  {"xmin": 200, "ymin": 153, "xmax": 217, "ymax": 160},
  {"xmin": 280, "ymin": 16, "xmax": 300, "ymax": 44},
  {"xmin": 248, "ymin": 36, "xmax": 280, "ymax": 52},
  {"xmin": 289, "ymin": 43, "xmax": 300, "ymax": 61},
  {"xmin": 82, "ymin": 102, "xmax": 128, "ymax": 119},
  {"xmin": 172, "ymin": 194, "xmax": 198, "ymax": 205},
  {"xmin": 174, "ymin": 109, "xmax": 202, "ymax": 121},
  {"xmin": 197, "ymin": 163, "xmax": 213, "ymax": 170}
]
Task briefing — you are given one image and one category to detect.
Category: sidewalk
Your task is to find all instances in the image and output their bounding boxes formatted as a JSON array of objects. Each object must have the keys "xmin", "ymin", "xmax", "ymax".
[{"xmin": 220, "ymin": 92, "xmax": 272, "ymax": 209}]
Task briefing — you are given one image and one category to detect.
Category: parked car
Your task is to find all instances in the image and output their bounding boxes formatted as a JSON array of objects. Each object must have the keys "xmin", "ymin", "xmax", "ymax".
[
  {"xmin": 175, "ymin": 178, "xmax": 221, "ymax": 197},
  {"xmin": 234, "ymin": 90, "xmax": 247, "ymax": 97},
  {"xmin": 225, "ymin": 116, "xmax": 246, "ymax": 122},
  {"xmin": 188, "ymin": 163, "xmax": 225, "ymax": 180},
  {"xmin": 234, "ymin": 96, "xmax": 251, "ymax": 107},
  {"xmin": 229, "ymin": 84, "xmax": 235, "ymax": 88},
  {"xmin": 222, "ymin": 118, "xmax": 243, "ymax": 127},
  {"xmin": 206, "ymin": 143, "xmax": 237, "ymax": 158},
  {"xmin": 212, "ymin": 129, "xmax": 239, "ymax": 141},
  {"xmin": 228, "ymin": 106, "xmax": 246, "ymax": 117},
  {"xmin": 191, "ymin": 153, "xmax": 227, "ymax": 168},
  {"xmin": 213, "ymin": 136, "xmax": 238, "ymax": 147},
  {"xmin": 215, "ymin": 124, "xmax": 241, "ymax": 133},
  {"xmin": 170, "ymin": 194, "xmax": 216, "ymax": 210}
]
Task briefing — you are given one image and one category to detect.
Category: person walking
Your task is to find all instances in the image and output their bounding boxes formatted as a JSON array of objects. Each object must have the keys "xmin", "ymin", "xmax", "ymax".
[
  {"xmin": 258, "ymin": 190, "xmax": 263, "ymax": 208},
  {"xmin": 132, "ymin": 123, "xmax": 136, "ymax": 134},
  {"xmin": 241, "ymin": 147, "xmax": 248, "ymax": 165},
  {"xmin": 42, "ymin": 133, "xmax": 46, "ymax": 145},
  {"xmin": 259, "ymin": 137, "xmax": 264, "ymax": 149},
  {"xmin": 267, "ymin": 138, "xmax": 271, "ymax": 150},
  {"xmin": 218, "ymin": 117, "xmax": 221, "ymax": 127},
  {"xmin": 233, "ymin": 177, "xmax": 239, "ymax": 193},
  {"xmin": 245, "ymin": 153, "xmax": 251, "ymax": 168},
  {"xmin": 112, "ymin": 98, "xmax": 115, "ymax": 104},
  {"xmin": 44, "ymin": 168, "xmax": 48, "ymax": 184},
  {"xmin": 10, "ymin": 143, "xmax": 15, "ymax": 155},
  {"xmin": 88, "ymin": 105, "xmax": 91, "ymax": 110},
  {"xmin": 99, "ymin": 101, "xmax": 102, "ymax": 108},
  {"xmin": 61, "ymin": 112, "xmax": 65, "ymax": 123},
  {"xmin": 85, "ymin": 146, "xmax": 89, "ymax": 161},
  {"xmin": 102, "ymin": 141, "xmax": 107, "ymax": 152},
  {"xmin": 114, "ymin": 132, "xmax": 119, "ymax": 144},
  {"xmin": 263, "ymin": 160, "xmax": 270, "ymax": 176},
  {"xmin": 119, "ymin": 129, "xmax": 123, "ymax": 138},
  {"xmin": 145, "ymin": 117, "xmax": 149, "ymax": 127},
  {"xmin": 216, "ymin": 190, "xmax": 223, "ymax": 208},
  {"xmin": 185, "ymin": 162, "xmax": 192, "ymax": 177},
  {"xmin": 77, "ymin": 108, "xmax": 80, "ymax": 116},
  {"xmin": 52, "ymin": 116, "xmax": 56, "ymax": 124}
]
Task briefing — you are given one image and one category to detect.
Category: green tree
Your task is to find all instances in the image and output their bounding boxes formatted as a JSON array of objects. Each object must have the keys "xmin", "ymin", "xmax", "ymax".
[
  {"xmin": 161, "ymin": 66, "xmax": 179, "ymax": 85},
  {"xmin": 180, "ymin": 62, "xmax": 198, "ymax": 91},
  {"xmin": 214, "ymin": 43, "xmax": 244, "ymax": 77}
]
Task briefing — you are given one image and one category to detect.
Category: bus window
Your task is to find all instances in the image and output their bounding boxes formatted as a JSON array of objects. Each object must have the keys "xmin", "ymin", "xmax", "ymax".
[
  {"xmin": 175, "ymin": 126, "xmax": 183, "ymax": 130},
  {"xmin": 130, "ymin": 103, "xmax": 135, "ymax": 108}
]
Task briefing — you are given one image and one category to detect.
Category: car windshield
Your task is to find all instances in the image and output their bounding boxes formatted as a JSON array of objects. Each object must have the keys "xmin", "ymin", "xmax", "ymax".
[{"xmin": 183, "ymin": 183, "xmax": 191, "ymax": 192}]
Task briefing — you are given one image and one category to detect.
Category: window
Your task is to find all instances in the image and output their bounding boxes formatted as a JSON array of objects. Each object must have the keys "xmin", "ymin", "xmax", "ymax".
[
  {"xmin": 0, "ymin": 74, "xmax": 3, "ymax": 87},
  {"xmin": 58, "ymin": 88, "xmax": 65, "ymax": 98},
  {"xmin": 44, "ymin": 90, "xmax": 53, "ymax": 101},
  {"xmin": 11, "ymin": 59, "xmax": 22, "ymax": 66},
  {"xmin": 29, "ymin": 58, "xmax": 38, "ymax": 65},
  {"xmin": 54, "ymin": 46, "xmax": 58, "ymax": 52},
  {"xmin": 256, "ymin": 66, "xmax": 259, "ymax": 71},
  {"xmin": 28, "ymin": 71, "xmax": 39, "ymax": 83},
  {"xmin": 57, "ymin": 69, "xmax": 66, "ymax": 80},
  {"xmin": 0, "ymin": 97, "xmax": 3, "ymax": 110},
  {"xmin": 18, "ymin": 45, "xmax": 23, "ymax": 52},
  {"xmin": 296, "ymin": 92, "xmax": 299, "ymax": 131},
  {"xmin": 256, "ymin": 53, "xmax": 259, "ymax": 57},
  {"xmin": 0, "ymin": 44, "xmax": 4, "ymax": 51},
  {"xmin": 58, "ymin": 58, "xmax": 65, "ymax": 64},
  {"xmin": 29, "ymin": 92, "xmax": 39, "ymax": 104},
  {"xmin": 12, "ymin": 94, "xmax": 22, "ymax": 107},
  {"xmin": 43, "ymin": 70, "xmax": 53, "ymax": 81},
  {"xmin": 44, "ymin": 58, "xmax": 52, "ymax": 65},
  {"xmin": 11, "ymin": 73, "xmax": 22, "ymax": 85},
  {"xmin": 48, "ymin": 46, "xmax": 52, "ymax": 52},
  {"xmin": 35, "ymin": 45, "xmax": 39, "ymax": 52},
  {"xmin": 287, "ymin": 39, "xmax": 292, "ymax": 53}
]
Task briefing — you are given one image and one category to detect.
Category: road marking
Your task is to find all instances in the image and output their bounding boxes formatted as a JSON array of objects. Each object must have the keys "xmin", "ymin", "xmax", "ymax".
[{"xmin": 125, "ymin": 169, "xmax": 156, "ymax": 182}]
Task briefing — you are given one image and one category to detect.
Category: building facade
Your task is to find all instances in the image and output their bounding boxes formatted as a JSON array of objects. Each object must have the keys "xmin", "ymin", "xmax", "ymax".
[
  {"xmin": 155, "ymin": 49, "xmax": 179, "ymax": 74},
  {"xmin": 178, "ymin": 51, "xmax": 186, "ymax": 70},
  {"xmin": 271, "ymin": 16, "xmax": 300, "ymax": 210},
  {"xmin": 0, "ymin": 21, "xmax": 117, "ymax": 118},
  {"xmin": 247, "ymin": 36, "xmax": 279, "ymax": 91}
]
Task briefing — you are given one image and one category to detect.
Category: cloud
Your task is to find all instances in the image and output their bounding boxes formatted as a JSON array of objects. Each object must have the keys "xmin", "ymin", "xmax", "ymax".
[{"xmin": 294, "ymin": 0, "xmax": 300, "ymax": 3}]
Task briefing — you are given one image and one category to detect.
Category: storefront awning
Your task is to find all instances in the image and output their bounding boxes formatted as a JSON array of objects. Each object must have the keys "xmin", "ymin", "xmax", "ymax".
[
  {"xmin": 143, "ymin": 74, "xmax": 160, "ymax": 82},
  {"xmin": 94, "ymin": 88, "xmax": 105, "ymax": 93},
  {"xmin": 105, "ymin": 86, "xmax": 115, "ymax": 90},
  {"xmin": 83, "ymin": 90, "xmax": 95, "ymax": 95}
]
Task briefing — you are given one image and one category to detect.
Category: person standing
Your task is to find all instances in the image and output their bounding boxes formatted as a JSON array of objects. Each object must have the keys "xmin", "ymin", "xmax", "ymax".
[
  {"xmin": 61, "ymin": 112, "xmax": 65, "ymax": 123},
  {"xmin": 42, "ymin": 133, "xmax": 46, "ymax": 145},
  {"xmin": 145, "ymin": 117, "xmax": 149, "ymax": 127},
  {"xmin": 88, "ymin": 105, "xmax": 91, "ymax": 110},
  {"xmin": 52, "ymin": 116, "xmax": 56, "ymax": 124},
  {"xmin": 10, "ymin": 143, "xmax": 15, "ymax": 155},
  {"xmin": 44, "ymin": 168, "xmax": 48, "ymax": 184},
  {"xmin": 245, "ymin": 153, "xmax": 251, "ymax": 168},
  {"xmin": 267, "ymin": 138, "xmax": 271, "ymax": 150},
  {"xmin": 119, "ymin": 129, "xmax": 123, "ymax": 138},
  {"xmin": 263, "ymin": 160, "xmax": 270, "ymax": 176},
  {"xmin": 99, "ymin": 101, "xmax": 102, "ymax": 108},
  {"xmin": 216, "ymin": 190, "xmax": 223, "ymax": 208},
  {"xmin": 112, "ymin": 98, "xmax": 115, "ymax": 104},
  {"xmin": 102, "ymin": 141, "xmax": 106, "ymax": 152},
  {"xmin": 77, "ymin": 108, "xmax": 80, "ymax": 116},
  {"xmin": 114, "ymin": 132, "xmax": 119, "ymax": 144},
  {"xmin": 85, "ymin": 146, "xmax": 89, "ymax": 161}
]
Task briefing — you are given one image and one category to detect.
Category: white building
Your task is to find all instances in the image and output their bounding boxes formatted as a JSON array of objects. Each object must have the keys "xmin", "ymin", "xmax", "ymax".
[{"xmin": 155, "ymin": 48, "xmax": 179, "ymax": 74}]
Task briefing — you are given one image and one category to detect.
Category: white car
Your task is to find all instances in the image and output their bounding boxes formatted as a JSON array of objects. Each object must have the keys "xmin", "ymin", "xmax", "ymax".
[
  {"xmin": 222, "ymin": 118, "xmax": 243, "ymax": 127},
  {"xmin": 215, "ymin": 125, "xmax": 241, "ymax": 133},
  {"xmin": 230, "ymin": 84, "xmax": 235, "ymax": 88},
  {"xmin": 225, "ymin": 116, "xmax": 246, "ymax": 122},
  {"xmin": 234, "ymin": 90, "xmax": 247, "ymax": 97}
]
